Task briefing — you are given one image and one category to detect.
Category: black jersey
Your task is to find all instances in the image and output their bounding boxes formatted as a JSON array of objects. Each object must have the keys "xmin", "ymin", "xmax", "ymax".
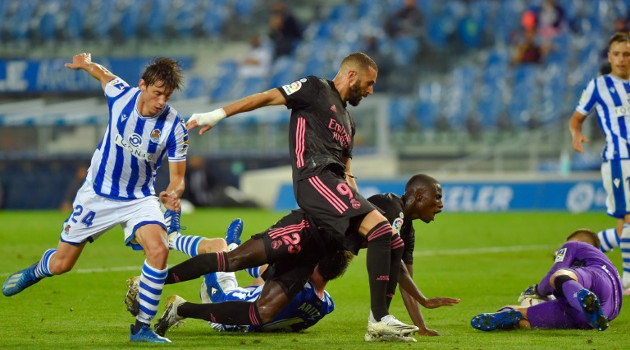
[
  {"xmin": 277, "ymin": 76, "xmax": 356, "ymax": 181},
  {"xmin": 343, "ymin": 193, "xmax": 416, "ymax": 264},
  {"xmin": 368, "ymin": 193, "xmax": 416, "ymax": 265}
]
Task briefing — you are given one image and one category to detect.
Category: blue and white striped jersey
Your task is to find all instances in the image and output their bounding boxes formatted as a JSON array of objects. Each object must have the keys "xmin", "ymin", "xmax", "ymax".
[
  {"xmin": 214, "ymin": 280, "xmax": 334, "ymax": 332},
  {"xmin": 86, "ymin": 77, "xmax": 188, "ymax": 200},
  {"xmin": 576, "ymin": 74, "xmax": 630, "ymax": 161}
]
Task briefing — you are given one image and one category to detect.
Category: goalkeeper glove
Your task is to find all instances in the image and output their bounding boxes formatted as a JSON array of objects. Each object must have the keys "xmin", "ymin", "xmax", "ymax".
[{"xmin": 517, "ymin": 283, "xmax": 542, "ymax": 303}]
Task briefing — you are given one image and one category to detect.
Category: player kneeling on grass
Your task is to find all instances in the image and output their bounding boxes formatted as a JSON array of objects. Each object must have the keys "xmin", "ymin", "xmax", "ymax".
[{"xmin": 471, "ymin": 229, "xmax": 623, "ymax": 331}]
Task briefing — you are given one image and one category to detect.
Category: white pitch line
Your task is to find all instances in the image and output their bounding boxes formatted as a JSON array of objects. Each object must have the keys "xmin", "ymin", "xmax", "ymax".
[
  {"xmin": 414, "ymin": 244, "xmax": 557, "ymax": 257},
  {"xmin": 1, "ymin": 244, "xmax": 557, "ymax": 277}
]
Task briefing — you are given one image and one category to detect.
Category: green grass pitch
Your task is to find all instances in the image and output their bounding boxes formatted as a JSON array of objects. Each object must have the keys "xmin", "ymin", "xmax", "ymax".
[{"xmin": 0, "ymin": 209, "xmax": 629, "ymax": 349}]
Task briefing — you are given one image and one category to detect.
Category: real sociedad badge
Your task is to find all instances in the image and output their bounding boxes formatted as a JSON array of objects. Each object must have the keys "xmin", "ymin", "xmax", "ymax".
[{"xmin": 150, "ymin": 129, "xmax": 161, "ymax": 143}]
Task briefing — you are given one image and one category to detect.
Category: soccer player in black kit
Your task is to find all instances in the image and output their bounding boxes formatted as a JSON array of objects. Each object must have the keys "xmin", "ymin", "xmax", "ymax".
[{"xmin": 187, "ymin": 52, "xmax": 417, "ymax": 338}]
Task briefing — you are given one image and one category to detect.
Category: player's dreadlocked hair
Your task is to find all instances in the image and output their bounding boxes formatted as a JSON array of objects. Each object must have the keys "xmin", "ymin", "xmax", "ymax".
[
  {"xmin": 142, "ymin": 57, "xmax": 183, "ymax": 91},
  {"xmin": 566, "ymin": 228, "xmax": 600, "ymax": 249},
  {"xmin": 317, "ymin": 249, "xmax": 353, "ymax": 282}
]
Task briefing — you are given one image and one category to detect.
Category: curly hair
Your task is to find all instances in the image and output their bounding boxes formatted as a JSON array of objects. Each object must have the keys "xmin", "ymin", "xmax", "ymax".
[{"xmin": 316, "ymin": 249, "xmax": 353, "ymax": 282}]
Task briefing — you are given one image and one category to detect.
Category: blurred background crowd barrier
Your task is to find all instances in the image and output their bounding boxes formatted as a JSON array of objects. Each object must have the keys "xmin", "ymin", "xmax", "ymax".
[{"xmin": 0, "ymin": 0, "xmax": 625, "ymax": 209}]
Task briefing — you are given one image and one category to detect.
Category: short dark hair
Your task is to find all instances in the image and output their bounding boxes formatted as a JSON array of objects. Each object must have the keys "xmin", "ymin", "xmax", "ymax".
[
  {"xmin": 142, "ymin": 57, "xmax": 183, "ymax": 91},
  {"xmin": 566, "ymin": 228, "xmax": 600, "ymax": 248},
  {"xmin": 608, "ymin": 32, "xmax": 630, "ymax": 50},
  {"xmin": 405, "ymin": 173, "xmax": 439, "ymax": 194},
  {"xmin": 317, "ymin": 249, "xmax": 353, "ymax": 282},
  {"xmin": 341, "ymin": 52, "xmax": 378, "ymax": 73}
]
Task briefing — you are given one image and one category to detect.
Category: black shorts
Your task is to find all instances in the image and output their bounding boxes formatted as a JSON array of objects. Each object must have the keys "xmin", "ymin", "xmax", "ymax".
[
  {"xmin": 294, "ymin": 168, "xmax": 375, "ymax": 246},
  {"xmin": 251, "ymin": 210, "xmax": 328, "ymax": 297}
]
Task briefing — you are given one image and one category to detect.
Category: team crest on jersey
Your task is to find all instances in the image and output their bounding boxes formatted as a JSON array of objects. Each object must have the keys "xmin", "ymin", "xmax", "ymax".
[
  {"xmin": 271, "ymin": 239, "xmax": 283, "ymax": 250},
  {"xmin": 392, "ymin": 216, "xmax": 403, "ymax": 235},
  {"xmin": 281, "ymin": 78, "xmax": 307, "ymax": 95},
  {"xmin": 150, "ymin": 129, "xmax": 161, "ymax": 143},
  {"xmin": 64, "ymin": 224, "xmax": 71, "ymax": 233},
  {"xmin": 554, "ymin": 248, "xmax": 567, "ymax": 263}
]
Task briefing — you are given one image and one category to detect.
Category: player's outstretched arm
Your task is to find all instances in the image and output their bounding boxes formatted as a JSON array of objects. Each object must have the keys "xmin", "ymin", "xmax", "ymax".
[
  {"xmin": 569, "ymin": 111, "xmax": 588, "ymax": 153},
  {"xmin": 64, "ymin": 53, "xmax": 116, "ymax": 90},
  {"xmin": 187, "ymin": 88, "xmax": 287, "ymax": 135}
]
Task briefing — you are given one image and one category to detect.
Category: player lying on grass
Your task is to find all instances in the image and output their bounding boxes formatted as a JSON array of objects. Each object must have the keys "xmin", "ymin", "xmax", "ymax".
[
  {"xmin": 127, "ymin": 219, "xmax": 352, "ymax": 334},
  {"xmin": 126, "ymin": 174, "xmax": 459, "ymax": 342},
  {"xmin": 471, "ymin": 229, "xmax": 623, "ymax": 331}
]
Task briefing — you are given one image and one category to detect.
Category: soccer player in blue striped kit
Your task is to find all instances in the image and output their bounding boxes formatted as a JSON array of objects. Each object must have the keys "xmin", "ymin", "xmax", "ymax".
[
  {"xmin": 1, "ymin": 53, "xmax": 189, "ymax": 343},
  {"xmin": 569, "ymin": 32, "xmax": 630, "ymax": 295}
]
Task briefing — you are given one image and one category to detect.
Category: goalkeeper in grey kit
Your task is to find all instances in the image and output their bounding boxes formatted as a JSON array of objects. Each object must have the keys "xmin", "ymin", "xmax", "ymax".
[{"xmin": 471, "ymin": 229, "xmax": 622, "ymax": 331}]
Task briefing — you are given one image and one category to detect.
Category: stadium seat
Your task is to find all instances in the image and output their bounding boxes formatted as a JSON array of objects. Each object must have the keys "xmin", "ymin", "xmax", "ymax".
[
  {"xmin": 269, "ymin": 56, "xmax": 298, "ymax": 88},
  {"xmin": 391, "ymin": 37, "xmax": 420, "ymax": 66},
  {"xmin": 8, "ymin": 0, "xmax": 37, "ymax": 42},
  {"xmin": 388, "ymin": 97, "xmax": 415, "ymax": 132},
  {"xmin": 209, "ymin": 60, "xmax": 239, "ymax": 102}
]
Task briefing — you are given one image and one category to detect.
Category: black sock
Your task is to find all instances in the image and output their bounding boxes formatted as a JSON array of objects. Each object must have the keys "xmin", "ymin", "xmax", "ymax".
[
  {"xmin": 366, "ymin": 221, "xmax": 392, "ymax": 321},
  {"xmin": 179, "ymin": 301, "xmax": 263, "ymax": 326},
  {"xmin": 386, "ymin": 234, "xmax": 404, "ymax": 305},
  {"xmin": 166, "ymin": 252, "xmax": 229, "ymax": 284}
]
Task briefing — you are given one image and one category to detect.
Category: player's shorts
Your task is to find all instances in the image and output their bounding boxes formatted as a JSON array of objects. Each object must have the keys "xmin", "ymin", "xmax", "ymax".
[
  {"xmin": 59, "ymin": 181, "xmax": 166, "ymax": 250},
  {"xmin": 251, "ymin": 210, "xmax": 331, "ymax": 297},
  {"xmin": 601, "ymin": 159, "xmax": 630, "ymax": 218},
  {"xmin": 294, "ymin": 168, "xmax": 375, "ymax": 246}
]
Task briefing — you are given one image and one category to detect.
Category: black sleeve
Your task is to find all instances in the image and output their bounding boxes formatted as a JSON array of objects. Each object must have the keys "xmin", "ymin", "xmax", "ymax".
[{"xmin": 277, "ymin": 75, "xmax": 320, "ymax": 110}]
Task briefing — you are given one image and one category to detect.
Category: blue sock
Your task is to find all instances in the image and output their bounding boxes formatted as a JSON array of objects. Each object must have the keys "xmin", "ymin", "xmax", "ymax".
[
  {"xmin": 137, "ymin": 261, "xmax": 167, "ymax": 325},
  {"xmin": 172, "ymin": 235, "xmax": 204, "ymax": 257},
  {"xmin": 33, "ymin": 249, "xmax": 56, "ymax": 279},
  {"xmin": 246, "ymin": 266, "xmax": 261, "ymax": 278}
]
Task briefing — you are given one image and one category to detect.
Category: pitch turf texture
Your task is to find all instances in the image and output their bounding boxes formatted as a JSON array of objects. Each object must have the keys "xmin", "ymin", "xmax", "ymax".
[{"xmin": 1, "ymin": 209, "xmax": 628, "ymax": 349}]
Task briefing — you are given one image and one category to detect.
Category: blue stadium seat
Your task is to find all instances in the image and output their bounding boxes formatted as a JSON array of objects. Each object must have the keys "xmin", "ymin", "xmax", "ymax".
[
  {"xmin": 269, "ymin": 56, "xmax": 298, "ymax": 88},
  {"xmin": 388, "ymin": 97, "xmax": 414, "ymax": 132},
  {"xmin": 414, "ymin": 81, "xmax": 442, "ymax": 130},
  {"xmin": 391, "ymin": 37, "xmax": 420, "ymax": 66},
  {"xmin": 65, "ymin": 0, "xmax": 90, "ymax": 40},
  {"xmin": 9, "ymin": 0, "xmax": 37, "ymax": 41},
  {"xmin": 200, "ymin": 3, "xmax": 227, "ymax": 37},
  {"xmin": 209, "ymin": 60, "xmax": 238, "ymax": 102},
  {"xmin": 508, "ymin": 64, "xmax": 540, "ymax": 129},
  {"xmin": 172, "ymin": 0, "xmax": 199, "ymax": 38},
  {"xmin": 145, "ymin": 0, "xmax": 170, "ymax": 38},
  {"xmin": 183, "ymin": 76, "xmax": 209, "ymax": 99},
  {"xmin": 234, "ymin": 0, "xmax": 257, "ymax": 20}
]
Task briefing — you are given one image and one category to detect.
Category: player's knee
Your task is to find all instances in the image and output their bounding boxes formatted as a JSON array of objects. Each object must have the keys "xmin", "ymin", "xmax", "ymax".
[
  {"xmin": 144, "ymin": 241, "xmax": 169, "ymax": 263},
  {"xmin": 256, "ymin": 303, "xmax": 280, "ymax": 324},
  {"xmin": 550, "ymin": 273, "xmax": 576, "ymax": 296}
]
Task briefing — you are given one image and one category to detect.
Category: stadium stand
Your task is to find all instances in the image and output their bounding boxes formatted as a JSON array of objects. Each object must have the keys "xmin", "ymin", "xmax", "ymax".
[{"xmin": 0, "ymin": 0, "xmax": 628, "ymax": 208}]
